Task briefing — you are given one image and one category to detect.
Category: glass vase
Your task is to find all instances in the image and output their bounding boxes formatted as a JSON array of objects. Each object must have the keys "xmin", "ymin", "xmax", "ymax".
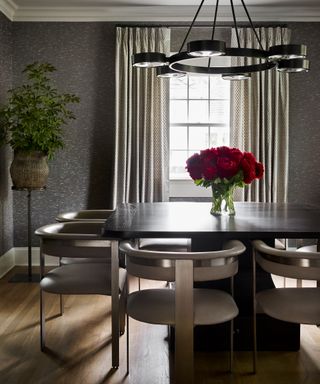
[{"xmin": 210, "ymin": 185, "xmax": 236, "ymax": 216}]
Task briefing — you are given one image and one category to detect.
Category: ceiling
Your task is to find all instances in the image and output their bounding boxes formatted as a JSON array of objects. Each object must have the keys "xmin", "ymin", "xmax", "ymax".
[{"xmin": 1, "ymin": 0, "xmax": 320, "ymax": 22}]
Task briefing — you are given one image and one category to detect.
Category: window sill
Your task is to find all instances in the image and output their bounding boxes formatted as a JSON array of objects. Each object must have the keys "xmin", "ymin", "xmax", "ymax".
[{"xmin": 169, "ymin": 179, "xmax": 211, "ymax": 198}]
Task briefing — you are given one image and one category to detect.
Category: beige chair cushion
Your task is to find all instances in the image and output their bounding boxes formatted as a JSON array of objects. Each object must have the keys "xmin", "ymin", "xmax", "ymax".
[
  {"xmin": 139, "ymin": 238, "xmax": 190, "ymax": 252},
  {"xmin": 257, "ymin": 288, "xmax": 320, "ymax": 324},
  {"xmin": 298, "ymin": 245, "xmax": 317, "ymax": 253},
  {"xmin": 40, "ymin": 264, "xmax": 126, "ymax": 295},
  {"xmin": 127, "ymin": 288, "xmax": 238, "ymax": 326},
  {"xmin": 60, "ymin": 257, "xmax": 109, "ymax": 265}
]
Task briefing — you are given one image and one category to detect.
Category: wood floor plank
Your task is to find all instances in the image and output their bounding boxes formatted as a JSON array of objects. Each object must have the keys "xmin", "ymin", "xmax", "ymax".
[{"xmin": 1, "ymin": 267, "xmax": 320, "ymax": 384}]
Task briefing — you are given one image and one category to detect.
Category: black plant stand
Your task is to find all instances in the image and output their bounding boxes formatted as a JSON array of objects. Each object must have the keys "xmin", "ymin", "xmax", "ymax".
[{"xmin": 9, "ymin": 187, "xmax": 45, "ymax": 283}]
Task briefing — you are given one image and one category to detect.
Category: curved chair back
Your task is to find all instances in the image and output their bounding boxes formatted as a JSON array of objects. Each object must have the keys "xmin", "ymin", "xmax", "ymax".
[
  {"xmin": 120, "ymin": 240, "xmax": 245, "ymax": 282},
  {"xmin": 252, "ymin": 240, "xmax": 320, "ymax": 281},
  {"xmin": 55, "ymin": 209, "xmax": 114, "ymax": 222},
  {"xmin": 35, "ymin": 222, "xmax": 111, "ymax": 259}
]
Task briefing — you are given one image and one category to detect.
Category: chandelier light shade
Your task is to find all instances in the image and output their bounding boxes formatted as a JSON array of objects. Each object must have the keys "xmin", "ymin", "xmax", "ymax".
[
  {"xmin": 277, "ymin": 58, "xmax": 310, "ymax": 73},
  {"xmin": 132, "ymin": 0, "xmax": 310, "ymax": 80},
  {"xmin": 156, "ymin": 66, "xmax": 186, "ymax": 78},
  {"xmin": 268, "ymin": 44, "xmax": 307, "ymax": 60},
  {"xmin": 222, "ymin": 73, "xmax": 251, "ymax": 80},
  {"xmin": 132, "ymin": 52, "xmax": 167, "ymax": 68},
  {"xmin": 187, "ymin": 40, "xmax": 226, "ymax": 57}
]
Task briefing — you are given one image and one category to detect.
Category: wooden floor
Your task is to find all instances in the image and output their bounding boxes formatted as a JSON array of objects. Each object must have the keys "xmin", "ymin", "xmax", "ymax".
[{"xmin": 1, "ymin": 267, "xmax": 320, "ymax": 384}]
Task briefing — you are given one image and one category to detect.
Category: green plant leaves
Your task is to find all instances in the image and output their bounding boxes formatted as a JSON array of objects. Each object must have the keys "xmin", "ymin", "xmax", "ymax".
[{"xmin": 0, "ymin": 62, "xmax": 80, "ymax": 159}]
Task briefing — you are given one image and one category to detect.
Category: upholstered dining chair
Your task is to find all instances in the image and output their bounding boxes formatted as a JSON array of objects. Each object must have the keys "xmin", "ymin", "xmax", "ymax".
[
  {"xmin": 35, "ymin": 221, "xmax": 127, "ymax": 369},
  {"xmin": 55, "ymin": 210, "xmax": 114, "ymax": 265},
  {"xmin": 120, "ymin": 239, "xmax": 246, "ymax": 380},
  {"xmin": 56, "ymin": 208, "xmax": 191, "ymax": 289},
  {"xmin": 56, "ymin": 209, "xmax": 115, "ymax": 222},
  {"xmin": 252, "ymin": 240, "xmax": 320, "ymax": 373}
]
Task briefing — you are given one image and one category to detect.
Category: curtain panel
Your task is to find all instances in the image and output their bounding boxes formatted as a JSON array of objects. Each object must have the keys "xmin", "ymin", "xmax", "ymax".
[
  {"xmin": 113, "ymin": 27, "xmax": 170, "ymax": 208},
  {"xmin": 230, "ymin": 27, "xmax": 290, "ymax": 203}
]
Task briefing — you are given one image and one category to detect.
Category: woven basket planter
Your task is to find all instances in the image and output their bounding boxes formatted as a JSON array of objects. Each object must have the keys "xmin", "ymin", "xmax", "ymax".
[{"xmin": 10, "ymin": 151, "xmax": 49, "ymax": 189}]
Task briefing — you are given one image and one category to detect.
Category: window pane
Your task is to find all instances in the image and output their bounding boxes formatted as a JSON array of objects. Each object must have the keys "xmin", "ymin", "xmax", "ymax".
[
  {"xmin": 189, "ymin": 76, "xmax": 209, "ymax": 99},
  {"xmin": 170, "ymin": 100, "xmax": 188, "ymax": 123},
  {"xmin": 189, "ymin": 100, "xmax": 208, "ymax": 123},
  {"xmin": 170, "ymin": 126, "xmax": 187, "ymax": 150},
  {"xmin": 209, "ymin": 127, "xmax": 230, "ymax": 147},
  {"xmin": 209, "ymin": 100, "xmax": 230, "ymax": 124},
  {"xmin": 189, "ymin": 126, "xmax": 209, "ymax": 151},
  {"xmin": 170, "ymin": 150, "xmax": 188, "ymax": 179},
  {"xmin": 170, "ymin": 76, "xmax": 188, "ymax": 99},
  {"xmin": 169, "ymin": 72, "xmax": 230, "ymax": 181},
  {"xmin": 210, "ymin": 76, "xmax": 230, "ymax": 99}
]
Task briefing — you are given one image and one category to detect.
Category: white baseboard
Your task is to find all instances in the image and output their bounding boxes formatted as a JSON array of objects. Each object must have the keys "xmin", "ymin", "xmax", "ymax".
[
  {"xmin": 0, "ymin": 249, "xmax": 15, "ymax": 278},
  {"xmin": 0, "ymin": 247, "xmax": 59, "ymax": 278}
]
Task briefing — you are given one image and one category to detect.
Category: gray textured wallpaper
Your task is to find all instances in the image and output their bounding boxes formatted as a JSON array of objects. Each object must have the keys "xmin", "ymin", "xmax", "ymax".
[
  {"xmin": 0, "ymin": 18, "xmax": 319, "ymax": 249},
  {"xmin": 288, "ymin": 23, "xmax": 320, "ymax": 206},
  {"xmin": 12, "ymin": 22, "xmax": 117, "ymax": 246},
  {"xmin": 0, "ymin": 13, "xmax": 13, "ymax": 255}
]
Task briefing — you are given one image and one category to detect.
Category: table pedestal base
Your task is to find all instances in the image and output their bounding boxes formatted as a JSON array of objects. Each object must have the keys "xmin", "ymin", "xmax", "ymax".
[{"xmin": 9, "ymin": 273, "xmax": 41, "ymax": 283}]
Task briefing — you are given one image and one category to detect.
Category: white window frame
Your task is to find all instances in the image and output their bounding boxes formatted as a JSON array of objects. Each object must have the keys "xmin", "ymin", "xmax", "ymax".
[{"xmin": 169, "ymin": 74, "xmax": 231, "ymax": 198}]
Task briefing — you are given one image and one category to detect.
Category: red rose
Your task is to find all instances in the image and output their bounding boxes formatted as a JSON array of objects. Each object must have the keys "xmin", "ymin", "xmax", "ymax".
[
  {"xmin": 255, "ymin": 162, "xmax": 264, "ymax": 179},
  {"xmin": 203, "ymin": 166, "xmax": 218, "ymax": 180},
  {"xmin": 217, "ymin": 157, "xmax": 240, "ymax": 179},
  {"xmin": 241, "ymin": 152, "xmax": 257, "ymax": 184},
  {"xmin": 186, "ymin": 153, "xmax": 203, "ymax": 180},
  {"xmin": 200, "ymin": 148, "xmax": 218, "ymax": 164},
  {"xmin": 186, "ymin": 146, "xmax": 263, "ymax": 185},
  {"xmin": 228, "ymin": 147, "xmax": 243, "ymax": 163},
  {"xmin": 240, "ymin": 152, "xmax": 264, "ymax": 184},
  {"xmin": 214, "ymin": 147, "xmax": 243, "ymax": 179}
]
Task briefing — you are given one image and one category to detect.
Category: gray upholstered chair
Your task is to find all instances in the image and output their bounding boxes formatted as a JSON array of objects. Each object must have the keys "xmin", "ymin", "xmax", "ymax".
[
  {"xmin": 56, "ymin": 209, "xmax": 115, "ymax": 223},
  {"xmin": 252, "ymin": 240, "xmax": 320, "ymax": 372},
  {"xmin": 35, "ymin": 221, "xmax": 127, "ymax": 369},
  {"xmin": 55, "ymin": 209, "xmax": 189, "ymax": 269},
  {"xmin": 55, "ymin": 210, "xmax": 115, "ymax": 265},
  {"xmin": 120, "ymin": 239, "xmax": 246, "ymax": 378}
]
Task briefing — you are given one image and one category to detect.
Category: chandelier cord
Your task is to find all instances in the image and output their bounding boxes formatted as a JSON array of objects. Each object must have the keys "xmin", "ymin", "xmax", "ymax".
[
  {"xmin": 230, "ymin": 0, "xmax": 241, "ymax": 48},
  {"xmin": 211, "ymin": 0, "xmax": 220, "ymax": 40},
  {"xmin": 240, "ymin": 0, "xmax": 264, "ymax": 50},
  {"xmin": 178, "ymin": 0, "xmax": 205, "ymax": 53}
]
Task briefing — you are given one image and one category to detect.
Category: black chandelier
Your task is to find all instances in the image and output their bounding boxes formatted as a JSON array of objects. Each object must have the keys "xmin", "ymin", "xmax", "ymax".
[{"xmin": 132, "ymin": 0, "xmax": 310, "ymax": 80}]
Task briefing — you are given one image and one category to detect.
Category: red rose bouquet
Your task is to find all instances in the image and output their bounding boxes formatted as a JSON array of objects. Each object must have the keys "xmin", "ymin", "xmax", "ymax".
[{"xmin": 186, "ymin": 146, "xmax": 264, "ymax": 215}]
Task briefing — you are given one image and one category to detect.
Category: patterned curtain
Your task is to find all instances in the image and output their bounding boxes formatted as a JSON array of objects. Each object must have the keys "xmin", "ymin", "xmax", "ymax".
[
  {"xmin": 230, "ymin": 27, "xmax": 290, "ymax": 203},
  {"xmin": 113, "ymin": 27, "xmax": 170, "ymax": 208}
]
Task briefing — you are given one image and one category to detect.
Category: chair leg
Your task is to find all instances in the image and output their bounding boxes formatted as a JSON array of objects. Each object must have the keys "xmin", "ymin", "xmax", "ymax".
[
  {"xmin": 59, "ymin": 294, "xmax": 64, "ymax": 316},
  {"xmin": 229, "ymin": 276, "xmax": 234, "ymax": 373},
  {"xmin": 138, "ymin": 277, "xmax": 141, "ymax": 291},
  {"xmin": 252, "ymin": 250, "xmax": 257, "ymax": 374},
  {"xmin": 119, "ymin": 279, "xmax": 127, "ymax": 335},
  {"xmin": 40, "ymin": 289, "xmax": 45, "ymax": 351},
  {"xmin": 253, "ymin": 307, "xmax": 257, "ymax": 373},
  {"xmin": 126, "ymin": 314, "xmax": 130, "ymax": 374},
  {"xmin": 229, "ymin": 319, "xmax": 234, "ymax": 373}
]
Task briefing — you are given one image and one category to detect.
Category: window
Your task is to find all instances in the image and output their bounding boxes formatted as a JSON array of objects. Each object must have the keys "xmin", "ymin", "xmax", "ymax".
[{"xmin": 169, "ymin": 75, "xmax": 230, "ymax": 197}]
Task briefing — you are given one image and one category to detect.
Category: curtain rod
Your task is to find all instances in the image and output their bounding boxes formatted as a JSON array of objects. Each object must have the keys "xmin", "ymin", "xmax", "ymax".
[{"xmin": 115, "ymin": 23, "xmax": 287, "ymax": 28}]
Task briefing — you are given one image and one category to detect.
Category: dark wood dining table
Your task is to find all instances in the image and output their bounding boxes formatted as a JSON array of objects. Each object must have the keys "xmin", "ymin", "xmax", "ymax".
[{"xmin": 103, "ymin": 202, "xmax": 320, "ymax": 383}]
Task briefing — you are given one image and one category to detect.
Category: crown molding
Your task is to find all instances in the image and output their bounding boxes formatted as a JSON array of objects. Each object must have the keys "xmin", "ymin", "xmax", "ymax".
[
  {"xmin": 0, "ymin": 0, "xmax": 17, "ymax": 20},
  {"xmin": 1, "ymin": 3, "xmax": 320, "ymax": 22}
]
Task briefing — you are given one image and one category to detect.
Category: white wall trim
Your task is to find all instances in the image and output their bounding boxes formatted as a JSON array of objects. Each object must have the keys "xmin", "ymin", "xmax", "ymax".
[
  {"xmin": 0, "ymin": 248, "xmax": 15, "ymax": 278},
  {"xmin": 0, "ymin": 247, "xmax": 59, "ymax": 279},
  {"xmin": 14, "ymin": 247, "xmax": 59, "ymax": 267},
  {"xmin": 0, "ymin": 0, "xmax": 17, "ymax": 21},
  {"xmin": 0, "ymin": 3, "xmax": 320, "ymax": 22}
]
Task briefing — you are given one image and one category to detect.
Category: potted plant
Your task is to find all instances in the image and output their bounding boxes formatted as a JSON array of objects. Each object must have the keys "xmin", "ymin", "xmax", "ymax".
[{"xmin": 0, "ymin": 62, "xmax": 80, "ymax": 188}]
